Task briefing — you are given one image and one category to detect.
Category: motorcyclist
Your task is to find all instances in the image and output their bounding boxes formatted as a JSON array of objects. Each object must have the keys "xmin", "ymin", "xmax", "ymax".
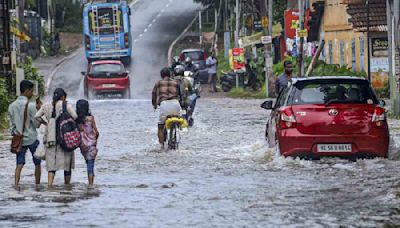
[
  {"xmin": 152, "ymin": 67, "xmax": 182, "ymax": 148},
  {"xmin": 173, "ymin": 65, "xmax": 197, "ymax": 126},
  {"xmin": 170, "ymin": 56, "xmax": 181, "ymax": 72},
  {"xmin": 184, "ymin": 57, "xmax": 197, "ymax": 73}
]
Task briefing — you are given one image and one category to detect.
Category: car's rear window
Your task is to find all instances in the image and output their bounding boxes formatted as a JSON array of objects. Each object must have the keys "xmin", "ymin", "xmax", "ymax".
[
  {"xmin": 91, "ymin": 63, "xmax": 124, "ymax": 73},
  {"xmin": 289, "ymin": 79, "xmax": 378, "ymax": 105},
  {"xmin": 183, "ymin": 51, "xmax": 204, "ymax": 61}
]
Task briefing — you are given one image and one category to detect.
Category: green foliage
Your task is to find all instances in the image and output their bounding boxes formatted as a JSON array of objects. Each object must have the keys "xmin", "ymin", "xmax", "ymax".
[
  {"xmin": 17, "ymin": 57, "xmax": 45, "ymax": 96},
  {"xmin": 55, "ymin": 1, "xmax": 83, "ymax": 33},
  {"xmin": 217, "ymin": 51, "xmax": 231, "ymax": 77},
  {"xmin": 0, "ymin": 78, "xmax": 9, "ymax": 116},
  {"xmin": 273, "ymin": 0, "xmax": 287, "ymax": 24},
  {"xmin": 227, "ymin": 86, "xmax": 266, "ymax": 99},
  {"xmin": 273, "ymin": 56, "xmax": 367, "ymax": 78}
]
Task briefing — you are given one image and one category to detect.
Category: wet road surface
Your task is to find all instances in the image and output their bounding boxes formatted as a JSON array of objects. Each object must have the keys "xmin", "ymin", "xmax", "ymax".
[
  {"xmin": 3, "ymin": 0, "xmax": 400, "ymax": 226},
  {"xmin": 2, "ymin": 99, "xmax": 400, "ymax": 227}
]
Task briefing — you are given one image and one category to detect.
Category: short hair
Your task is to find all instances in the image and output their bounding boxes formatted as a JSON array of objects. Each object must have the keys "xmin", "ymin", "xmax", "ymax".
[
  {"xmin": 160, "ymin": 67, "xmax": 171, "ymax": 78},
  {"xmin": 284, "ymin": 60, "xmax": 293, "ymax": 67},
  {"xmin": 20, "ymin": 80, "xmax": 34, "ymax": 93}
]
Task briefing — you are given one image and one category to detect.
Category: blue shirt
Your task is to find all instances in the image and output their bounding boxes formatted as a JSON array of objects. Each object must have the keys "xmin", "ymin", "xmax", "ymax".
[{"xmin": 8, "ymin": 96, "xmax": 41, "ymax": 146}]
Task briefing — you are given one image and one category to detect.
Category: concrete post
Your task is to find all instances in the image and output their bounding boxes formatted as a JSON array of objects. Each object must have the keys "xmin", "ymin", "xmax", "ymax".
[{"xmin": 394, "ymin": 0, "xmax": 400, "ymax": 115}]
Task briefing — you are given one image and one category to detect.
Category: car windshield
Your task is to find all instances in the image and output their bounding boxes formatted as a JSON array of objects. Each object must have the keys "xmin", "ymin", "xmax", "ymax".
[
  {"xmin": 289, "ymin": 79, "xmax": 378, "ymax": 105},
  {"xmin": 183, "ymin": 51, "xmax": 204, "ymax": 61},
  {"xmin": 91, "ymin": 63, "xmax": 124, "ymax": 73}
]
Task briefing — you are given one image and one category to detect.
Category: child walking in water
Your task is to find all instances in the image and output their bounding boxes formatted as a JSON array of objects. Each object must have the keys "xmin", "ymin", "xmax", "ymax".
[{"xmin": 76, "ymin": 100, "xmax": 99, "ymax": 186}]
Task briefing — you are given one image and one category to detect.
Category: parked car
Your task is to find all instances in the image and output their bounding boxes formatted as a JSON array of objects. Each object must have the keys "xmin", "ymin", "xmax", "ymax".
[
  {"xmin": 82, "ymin": 60, "xmax": 131, "ymax": 99},
  {"xmin": 261, "ymin": 76, "xmax": 389, "ymax": 159},
  {"xmin": 179, "ymin": 49, "xmax": 209, "ymax": 83}
]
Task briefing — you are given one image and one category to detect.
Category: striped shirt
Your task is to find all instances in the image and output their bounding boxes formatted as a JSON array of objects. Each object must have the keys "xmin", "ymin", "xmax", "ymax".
[{"xmin": 152, "ymin": 77, "xmax": 181, "ymax": 107}]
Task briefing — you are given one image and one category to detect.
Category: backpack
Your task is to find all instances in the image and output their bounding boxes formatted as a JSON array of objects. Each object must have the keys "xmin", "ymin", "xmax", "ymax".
[{"xmin": 56, "ymin": 102, "xmax": 81, "ymax": 152}]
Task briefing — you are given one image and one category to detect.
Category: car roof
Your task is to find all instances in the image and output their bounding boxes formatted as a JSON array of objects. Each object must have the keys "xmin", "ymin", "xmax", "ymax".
[
  {"xmin": 91, "ymin": 60, "xmax": 123, "ymax": 65},
  {"xmin": 292, "ymin": 76, "xmax": 368, "ymax": 84},
  {"xmin": 181, "ymin": 49, "xmax": 205, "ymax": 53}
]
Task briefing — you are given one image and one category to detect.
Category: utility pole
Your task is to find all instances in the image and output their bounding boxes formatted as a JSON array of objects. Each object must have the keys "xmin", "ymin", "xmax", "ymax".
[
  {"xmin": 199, "ymin": 10, "xmax": 202, "ymax": 46},
  {"xmin": 262, "ymin": 0, "xmax": 273, "ymax": 97},
  {"xmin": 393, "ymin": 0, "xmax": 400, "ymax": 115},
  {"xmin": 298, "ymin": 0, "xmax": 305, "ymax": 77},
  {"xmin": 235, "ymin": 0, "xmax": 240, "ymax": 47},
  {"xmin": 367, "ymin": 0, "xmax": 371, "ymax": 82}
]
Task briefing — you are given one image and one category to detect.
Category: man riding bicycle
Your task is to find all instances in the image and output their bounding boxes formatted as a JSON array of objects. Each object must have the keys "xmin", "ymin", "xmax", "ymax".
[{"xmin": 152, "ymin": 67, "xmax": 182, "ymax": 148}]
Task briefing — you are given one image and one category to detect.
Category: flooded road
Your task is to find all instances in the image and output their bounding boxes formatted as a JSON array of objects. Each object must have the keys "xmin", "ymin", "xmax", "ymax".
[
  {"xmin": 2, "ymin": 98, "xmax": 400, "ymax": 227},
  {"xmin": 4, "ymin": 0, "xmax": 400, "ymax": 226}
]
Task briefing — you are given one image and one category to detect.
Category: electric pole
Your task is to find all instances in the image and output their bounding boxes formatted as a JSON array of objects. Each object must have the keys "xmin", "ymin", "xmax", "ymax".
[
  {"xmin": 261, "ymin": 0, "xmax": 273, "ymax": 97},
  {"xmin": 235, "ymin": 0, "xmax": 240, "ymax": 47},
  {"xmin": 393, "ymin": 0, "xmax": 400, "ymax": 115},
  {"xmin": 298, "ymin": 0, "xmax": 305, "ymax": 77}
]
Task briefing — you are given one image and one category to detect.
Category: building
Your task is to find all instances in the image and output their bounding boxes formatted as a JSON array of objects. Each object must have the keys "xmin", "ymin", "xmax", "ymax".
[{"xmin": 307, "ymin": 0, "xmax": 388, "ymax": 90}]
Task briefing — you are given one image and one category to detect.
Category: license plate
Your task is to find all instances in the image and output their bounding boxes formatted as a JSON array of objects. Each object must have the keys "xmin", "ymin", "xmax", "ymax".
[
  {"xmin": 102, "ymin": 84, "xmax": 116, "ymax": 88},
  {"xmin": 317, "ymin": 144, "xmax": 352, "ymax": 152},
  {"xmin": 100, "ymin": 37, "xmax": 114, "ymax": 42}
]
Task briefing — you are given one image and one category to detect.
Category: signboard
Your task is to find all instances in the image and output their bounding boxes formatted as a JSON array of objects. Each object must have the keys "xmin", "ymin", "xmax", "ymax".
[
  {"xmin": 261, "ymin": 35, "xmax": 272, "ymax": 44},
  {"xmin": 229, "ymin": 48, "xmax": 246, "ymax": 71},
  {"xmin": 254, "ymin": 20, "xmax": 262, "ymax": 29},
  {"xmin": 371, "ymin": 57, "xmax": 389, "ymax": 89},
  {"xmin": 291, "ymin": 20, "xmax": 299, "ymax": 29},
  {"xmin": 241, "ymin": 32, "xmax": 263, "ymax": 47},
  {"xmin": 371, "ymin": 37, "xmax": 389, "ymax": 57},
  {"xmin": 284, "ymin": 10, "xmax": 310, "ymax": 39},
  {"xmin": 261, "ymin": 16, "xmax": 268, "ymax": 28},
  {"xmin": 297, "ymin": 29, "xmax": 308, "ymax": 38}
]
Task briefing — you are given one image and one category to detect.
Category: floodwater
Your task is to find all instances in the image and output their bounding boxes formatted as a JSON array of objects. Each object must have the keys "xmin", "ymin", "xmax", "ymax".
[{"xmin": 1, "ymin": 98, "xmax": 400, "ymax": 227}]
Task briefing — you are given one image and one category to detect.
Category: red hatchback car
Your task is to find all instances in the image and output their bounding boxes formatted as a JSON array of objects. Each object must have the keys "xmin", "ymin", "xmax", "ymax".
[
  {"xmin": 82, "ymin": 60, "xmax": 131, "ymax": 99},
  {"xmin": 261, "ymin": 76, "xmax": 389, "ymax": 159}
]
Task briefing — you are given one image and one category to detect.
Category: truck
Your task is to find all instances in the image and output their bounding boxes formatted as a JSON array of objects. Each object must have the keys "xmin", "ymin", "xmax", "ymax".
[{"xmin": 83, "ymin": 0, "xmax": 132, "ymax": 65}]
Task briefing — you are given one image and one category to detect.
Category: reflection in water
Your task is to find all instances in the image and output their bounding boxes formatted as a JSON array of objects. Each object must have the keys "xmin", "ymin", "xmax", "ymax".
[{"xmin": 0, "ymin": 98, "xmax": 400, "ymax": 227}]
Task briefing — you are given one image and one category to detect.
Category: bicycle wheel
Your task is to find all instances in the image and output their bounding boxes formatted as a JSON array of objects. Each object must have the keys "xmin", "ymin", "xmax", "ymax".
[{"xmin": 168, "ymin": 123, "xmax": 177, "ymax": 150}]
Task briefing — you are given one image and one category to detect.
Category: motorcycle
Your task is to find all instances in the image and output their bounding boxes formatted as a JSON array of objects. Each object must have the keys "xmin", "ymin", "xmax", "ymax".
[
  {"xmin": 220, "ymin": 70, "xmax": 261, "ymax": 92},
  {"xmin": 183, "ymin": 69, "xmax": 201, "ymax": 127}
]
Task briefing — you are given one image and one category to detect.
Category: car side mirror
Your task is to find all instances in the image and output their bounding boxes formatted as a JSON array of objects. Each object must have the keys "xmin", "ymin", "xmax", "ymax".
[
  {"xmin": 126, "ymin": 70, "xmax": 130, "ymax": 74},
  {"xmin": 128, "ymin": 7, "xmax": 131, "ymax": 15},
  {"xmin": 380, "ymin": 99, "xmax": 386, "ymax": 107},
  {"xmin": 81, "ymin": 71, "xmax": 86, "ymax": 76},
  {"xmin": 261, "ymin": 100, "xmax": 273, "ymax": 110}
]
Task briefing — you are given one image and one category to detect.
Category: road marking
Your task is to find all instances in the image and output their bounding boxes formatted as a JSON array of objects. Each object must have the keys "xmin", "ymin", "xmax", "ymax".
[
  {"xmin": 152, "ymin": 18, "xmax": 157, "ymax": 23},
  {"xmin": 166, "ymin": 4, "xmax": 169, "ymax": 7},
  {"xmin": 144, "ymin": 28, "xmax": 148, "ymax": 33},
  {"xmin": 161, "ymin": 8, "xmax": 165, "ymax": 13},
  {"xmin": 148, "ymin": 23, "xmax": 152, "ymax": 28},
  {"xmin": 129, "ymin": 0, "xmax": 139, "ymax": 7},
  {"xmin": 139, "ymin": 34, "xmax": 143, "ymax": 37}
]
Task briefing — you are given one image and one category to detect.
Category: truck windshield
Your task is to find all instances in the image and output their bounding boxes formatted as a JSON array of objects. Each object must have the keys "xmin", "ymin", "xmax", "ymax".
[{"xmin": 89, "ymin": 7, "xmax": 124, "ymax": 35}]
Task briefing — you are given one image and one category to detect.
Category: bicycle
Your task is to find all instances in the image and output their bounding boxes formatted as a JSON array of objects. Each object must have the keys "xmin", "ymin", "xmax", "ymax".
[{"xmin": 164, "ymin": 116, "xmax": 188, "ymax": 150}]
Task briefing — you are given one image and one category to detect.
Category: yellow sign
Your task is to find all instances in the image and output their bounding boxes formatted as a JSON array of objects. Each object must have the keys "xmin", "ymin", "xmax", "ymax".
[
  {"xmin": 291, "ymin": 20, "xmax": 299, "ymax": 29},
  {"xmin": 297, "ymin": 29, "xmax": 308, "ymax": 38},
  {"xmin": 10, "ymin": 26, "xmax": 31, "ymax": 42},
  {"xmin": 261, "ymin": 16, "xmax": 268, "ymax": 28}
]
